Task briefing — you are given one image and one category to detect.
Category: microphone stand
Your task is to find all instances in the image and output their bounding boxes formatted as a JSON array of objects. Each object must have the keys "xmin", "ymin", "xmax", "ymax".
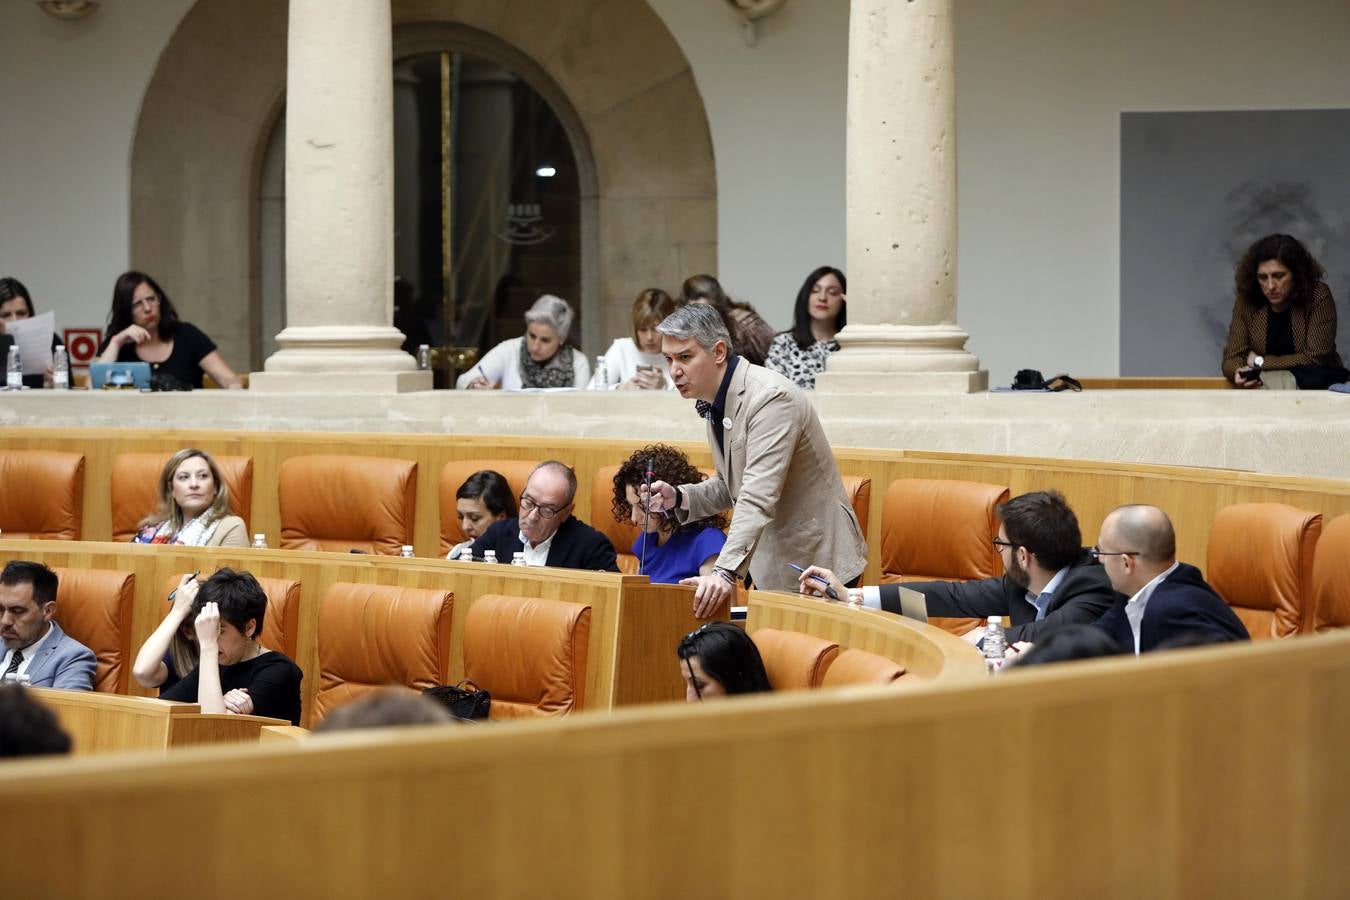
[{"xmin": 639, "ymin": 459, "xmax": 655, "ymax": 577}]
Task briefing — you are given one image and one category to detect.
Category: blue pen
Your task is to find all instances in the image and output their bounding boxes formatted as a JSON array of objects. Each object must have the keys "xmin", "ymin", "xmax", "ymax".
[{"xmin": 788, "ymin": 563, "xmax": 839, "ymax": 601}]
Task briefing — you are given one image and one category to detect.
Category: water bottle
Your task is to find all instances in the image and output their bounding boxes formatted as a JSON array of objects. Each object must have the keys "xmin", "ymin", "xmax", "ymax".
[
  {"xmin": 6, "ymin": 346, "xmax": 21, "ymax": 389},
  {"xmin": 251, "ymin": 534, "xmax": 268, "ymax": 550},
  {"xmin": 53, "ymin": 345, "xmax": 70, "ymax": 390},
  {"xmin": 982, "ymin": 615, "xmax": 1007, "ymax": 674},
  {"xmin": 511, "ymin": 551, "xmax": 527, "ymax": 566},
  {"xmin": 483, "ymin": 549, "xmax": 498, "ymax": 565},
  {"xmin": 400, "ymin": 545, "xmax": 415, "ymax": 558},
  {"xmin": 590, "ymin": 356, "xmax": 608, "ymax": 390},
  {"xmin": 417, "ymin": 344, "xmax": 432, "ymax": 370}
]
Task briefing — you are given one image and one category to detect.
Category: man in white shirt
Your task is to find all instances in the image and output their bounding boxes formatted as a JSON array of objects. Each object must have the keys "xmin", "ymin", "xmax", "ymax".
[
  {"xmin": 1090, "ymin": 505, "xmax": 1249, "ymax": 654},
  {"xmin": 1, "ymin": 561, "xmax": 96, "ymax": 690}
]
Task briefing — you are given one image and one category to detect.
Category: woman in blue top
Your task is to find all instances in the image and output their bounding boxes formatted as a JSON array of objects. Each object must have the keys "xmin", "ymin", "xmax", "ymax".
[{"xmin": 611, "ymin": 444, "xmax": 727, "ymax": 585}]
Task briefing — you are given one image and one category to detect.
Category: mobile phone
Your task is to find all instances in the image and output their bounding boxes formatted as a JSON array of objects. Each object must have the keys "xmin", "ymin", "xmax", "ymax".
[{"xmin": 637, "ymin": 365, "xmax": 659, "ymax": 374}]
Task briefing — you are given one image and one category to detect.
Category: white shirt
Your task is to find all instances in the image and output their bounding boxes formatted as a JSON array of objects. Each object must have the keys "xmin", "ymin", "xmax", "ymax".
[
  {"xmin": 1, "ymin": 621, "xmax": 54, "ymax": 679},
  {"xmin": 518, "ymin": 529, "xmax": 555, "ymax": 567},
  {"xmin": 1124, "ymin": 562, "xmax": 1179, "ymax": 655},
  {"xmin": 601, "ymin": 337, "xmax": 671, "ymax": 388},
  {"xmin": 454, "ymin": 337, "xmax": 591, "ymax": 391}
]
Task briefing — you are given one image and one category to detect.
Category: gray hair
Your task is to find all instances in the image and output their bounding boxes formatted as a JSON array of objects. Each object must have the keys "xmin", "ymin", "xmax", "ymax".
[
  {"xmin": 655, "ymin": 303, "xmax": 733, "ymax": 354},
  {"xmin": 524, "ymin": 294, "xmax": 574, "ymax": 339}
]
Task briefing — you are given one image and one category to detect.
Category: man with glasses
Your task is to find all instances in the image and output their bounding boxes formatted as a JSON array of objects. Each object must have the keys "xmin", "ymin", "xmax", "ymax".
[
  {"xmin": 1090, "ymin": 504, "xmax": 1248, "ymax": 653},
  {"xmin": 468, "ymin": 461, "xmax": 618, "ymax": 571},
  {"xmin": 799, "ymin": 491, "xmax": 1117, "ymax": 646}
]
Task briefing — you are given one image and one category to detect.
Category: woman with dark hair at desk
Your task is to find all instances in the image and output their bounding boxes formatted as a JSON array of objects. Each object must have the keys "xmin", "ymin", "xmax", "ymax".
[
  {"xmin": 0, "ymin": 276, "xmax": 62, "ymax": 388},
  {"xmin": 445, "ymin": 469, "xmax": 517, "ymax": 560},
  {"xmin": 611, "ymin": 444, "xmax": 726, "ymax": 584},
  {"xmin": 160, "ymin": 568, "xmax": 303, "ymax": 725},
  {"xmin": 676, "ymin": 622, "xmax": 771, "ymax": 702},
  {"xmin": 95, "ymin": 271, "xmax": 244, "ymax": 389},
  {"xmin": 1222, "ymin": 234, "xmax": 1348, "ymax": 390}
]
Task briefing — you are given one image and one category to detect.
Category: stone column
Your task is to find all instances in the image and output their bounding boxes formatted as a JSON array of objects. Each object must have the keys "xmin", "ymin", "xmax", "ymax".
[
  {"xmin": 251, "ymin": 0, "xmax": 429, "ymax": 393},
  {"xmin": 814, "ymin": 0, "xmax": 986, "ymax": 394}
]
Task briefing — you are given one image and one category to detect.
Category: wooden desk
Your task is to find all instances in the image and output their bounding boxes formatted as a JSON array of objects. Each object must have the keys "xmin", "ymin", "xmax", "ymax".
[{"xmin": 30, "ymin": 688, "xmax": 286, "ymax": 754}]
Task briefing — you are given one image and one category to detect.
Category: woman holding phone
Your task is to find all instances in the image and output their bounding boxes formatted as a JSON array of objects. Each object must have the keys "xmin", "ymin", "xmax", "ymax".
[{"xmin": 600, "ymin": 288, "xmax": 675, "ymax": 389}]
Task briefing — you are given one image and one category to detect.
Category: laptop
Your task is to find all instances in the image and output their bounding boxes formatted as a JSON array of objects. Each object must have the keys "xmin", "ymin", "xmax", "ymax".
[
  {"xmin": 90, "ymin": 361, "xmax": 152, "ymax": 390},
  {"xmin": 891, "ymin": 584, "xmax": 929, "ymax": 624}
]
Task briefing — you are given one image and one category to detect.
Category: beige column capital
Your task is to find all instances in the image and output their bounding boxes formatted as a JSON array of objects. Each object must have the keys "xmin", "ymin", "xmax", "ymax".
[
  {"xmin": 253, "ymin": 0, "xmax": 429, "ymax": 393},
  {"xmin": 815, "ymin": 0, "xmax": 986, "ymax": 394}
]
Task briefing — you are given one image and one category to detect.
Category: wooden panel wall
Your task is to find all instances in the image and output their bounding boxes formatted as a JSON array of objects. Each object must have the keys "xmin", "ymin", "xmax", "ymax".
[
  {"xmin": 6, "ymin": 428, "xmax": 1350, "ymax": 584},
  {"xmin": 4, "ymin": 630, "xmax": 1349, "ymax": 897}
]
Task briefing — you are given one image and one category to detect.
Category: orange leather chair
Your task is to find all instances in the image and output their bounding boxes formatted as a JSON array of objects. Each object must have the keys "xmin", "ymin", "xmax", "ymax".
[
  {"xmin": 51, "ymin": 567, "xmax": 134, "ymax": 693},
  {"xmin": 111, "ymin": 452, "xmax": 253, "ymax": 542},
  {"xmin": 750, "ymin": 628, "xmax": 839, "ymax": 690},
  {"xmin": 1309, "ymin": 514, "xmax": 1350, "ymax": 632},
  {"xmin": 161, "ymin": 573, "xmax": 302, "ymax": 659},
  {"xmin": 840, "ymin": 475, "xmax": 873, "ymax": 534},
  {"xmin": 1206, "ymin": 502, "xmax": 1321, "ymax": 640},
  {"xmin": 279, "ymin": 455, "xmax": 416, "ymax": 555},
  {"xmin": 313, "ymin": 582, "xmax": 453, "ymax": 723},
  {"xmin": 438, "ymin": 458, "xmax": 540, "ymax": 553},
  {"xmin": 463, "ymin": 594, "xmax": 591, "ymax": 719},
  {"xmin": 880, "ymin": 478, "xmax": 1009, "ymax": 635},
  {"xmin": 820, "ymin": 648, "xmax": 906, "ymax": 687},
  {"xmin": 0, "ymin": 450, "xmax": 84, "ymax": 540}
]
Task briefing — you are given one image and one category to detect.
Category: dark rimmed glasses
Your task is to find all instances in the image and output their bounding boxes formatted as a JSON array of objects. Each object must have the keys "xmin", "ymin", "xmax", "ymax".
[
  {"xmin": 519, "ymin": 494, "xmax": 565, "ymax": 520},
  {"xmin": 1088, "ymin": 546, "xmax": 1141, "ymax": 560},
  {"xmin": 991, "ymin": 538, "xmax": 1019, "ymax": 551}
]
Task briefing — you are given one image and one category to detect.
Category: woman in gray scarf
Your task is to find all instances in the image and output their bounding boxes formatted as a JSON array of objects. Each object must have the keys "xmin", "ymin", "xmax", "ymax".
[{"xmin": 456, "ymin": 294, "xmax": 590, "ymax": 390}]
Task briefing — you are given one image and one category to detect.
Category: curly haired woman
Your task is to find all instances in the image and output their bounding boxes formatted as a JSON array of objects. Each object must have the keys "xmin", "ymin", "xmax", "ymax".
[
  {"xmin": 611, "ymin": 444, "xmax": 727, "ymax": 585},
  {"xmin": 1222, "ymin": 234, "xmax": 1348, "ymax": 390}
]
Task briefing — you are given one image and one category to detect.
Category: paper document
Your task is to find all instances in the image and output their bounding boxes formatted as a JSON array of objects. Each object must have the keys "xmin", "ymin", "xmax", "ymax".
[{"xmin": 4, "ymin": 311, "xmax": 55, "ymax": 375}]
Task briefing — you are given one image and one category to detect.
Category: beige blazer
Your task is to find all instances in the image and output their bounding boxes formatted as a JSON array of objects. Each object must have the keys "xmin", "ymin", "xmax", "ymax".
[
  {"xmin": 206, "ymin": 514, "xmax": 249, "ymax": 548},
  {"xmin": 679, "ymin": 360, "xmax": 867, "ymax": 591}
]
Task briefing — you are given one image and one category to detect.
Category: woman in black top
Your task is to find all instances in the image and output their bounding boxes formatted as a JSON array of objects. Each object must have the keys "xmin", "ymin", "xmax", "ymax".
[
  {"xmin": 161, "ymin": 568, "xmax": 303, "ymax": 725},
  {"xmin": 0, "ymin": 276, "xmax": 64, "ymax": 388},
  {"xmin": 95, "ymin": 271, "xmax": 244, "ymax": 389}
]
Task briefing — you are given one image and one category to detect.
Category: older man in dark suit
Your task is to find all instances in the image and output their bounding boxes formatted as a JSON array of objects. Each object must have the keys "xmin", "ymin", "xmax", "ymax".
[{"xmin": 1091, "ymin": 504, "xmax": 1248, "ymax": 653}]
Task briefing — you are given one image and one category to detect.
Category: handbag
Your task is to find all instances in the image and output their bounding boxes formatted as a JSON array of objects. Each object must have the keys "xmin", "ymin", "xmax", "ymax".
[{"xmin": 422, "ymin": 680, "xmax": 491, "ymax": 720}]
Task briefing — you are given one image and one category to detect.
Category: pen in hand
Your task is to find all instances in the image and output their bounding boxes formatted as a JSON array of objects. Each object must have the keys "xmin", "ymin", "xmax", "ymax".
[
  {"xmin": 168, "ymin": 570, "xmax": 201, "ymax": 602},
  {"xmin": 788, "ymin": 563, "xmax": 839, "ymax": 601}
]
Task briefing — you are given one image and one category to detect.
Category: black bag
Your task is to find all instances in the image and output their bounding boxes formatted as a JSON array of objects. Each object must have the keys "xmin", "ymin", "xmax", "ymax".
[{"xmin": 422, "ymin": 680, "xmax": 491, "ymax": 720}]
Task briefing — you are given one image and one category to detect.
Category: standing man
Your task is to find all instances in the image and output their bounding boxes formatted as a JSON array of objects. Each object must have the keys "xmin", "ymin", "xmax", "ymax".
[
  {"xmin": 0, "ymin": 561, "xmax": 96, "ymax": 691},
  {"xmin": 1091, "ymin": 504, "xmax": 1249, "ymax": 653},
  {"xmin": 645, "ymin": 304, "xmax": 867, "ymax": 616}
]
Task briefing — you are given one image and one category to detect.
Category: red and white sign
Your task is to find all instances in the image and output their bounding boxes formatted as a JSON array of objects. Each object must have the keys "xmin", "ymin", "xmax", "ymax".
[{"xmin": 63, "ymin": 328, "xmax": 103, "ymax": 368}]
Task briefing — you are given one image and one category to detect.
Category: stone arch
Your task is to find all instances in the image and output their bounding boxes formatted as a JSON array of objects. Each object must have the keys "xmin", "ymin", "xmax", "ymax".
[{"xmin": 131, "ymin": 0, "xmax": 717, "ymax": 370}]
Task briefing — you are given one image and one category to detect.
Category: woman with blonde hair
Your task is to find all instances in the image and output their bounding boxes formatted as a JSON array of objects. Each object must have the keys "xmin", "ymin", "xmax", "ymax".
[
  {"xmin": 131, "ymin": 448, "xmax": 248, "ymax": 547},
  {"xmin": 601, "ymin": 288, "xmax": 676, "ymax": 389}
]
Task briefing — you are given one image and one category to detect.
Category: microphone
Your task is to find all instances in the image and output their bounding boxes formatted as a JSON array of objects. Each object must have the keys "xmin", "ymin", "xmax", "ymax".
[{"xmin": 639, "ymin": 459, "xmax": 655, "ymax": 577}]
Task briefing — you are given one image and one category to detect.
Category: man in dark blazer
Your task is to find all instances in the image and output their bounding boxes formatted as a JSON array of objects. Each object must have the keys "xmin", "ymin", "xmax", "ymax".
[
  {"xmin": 470, "ymin": 461, "xmax": 618, "ymax": 572},
  {"xmin": 799, "ymin": 491, "xmax": 1117, "ymax": 645},
  {"xmin": 1091, "ymin": 504, "xmax": 1248, "ymax": 654}
]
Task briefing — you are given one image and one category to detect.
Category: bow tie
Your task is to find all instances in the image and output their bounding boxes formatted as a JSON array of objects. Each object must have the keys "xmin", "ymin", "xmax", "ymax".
[{"xmin": 695, "ymin": 400, "xmax": 714, "ymax": 420}]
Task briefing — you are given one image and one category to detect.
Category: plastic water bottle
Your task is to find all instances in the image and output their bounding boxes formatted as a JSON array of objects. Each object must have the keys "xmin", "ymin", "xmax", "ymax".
[
  {"xmin": 53, "ymin": 346, "xmax": 70, "ymax": 390},
  {"xmin": 400, "ymin": 545, "xmax": 415, "ymax": 558},
  {"xmin": 511, "ymin": 551, "xmax": 527, "ymax": 566},
  {"xmin": 483, "ymin": 549, "xmax": 498, "ymax": 565},
  {"xmin": 417, "ymin": 344, "xmax": 432, "ymax": 370},
  {"xmin": 251, "ymin": 534, "xmax": 268, "ymax": 550},
  {"xmin": 983, "ymin": 615, "xmax": 1007, "ymax": 674},
  {"xmin": 590, "ymin": 356, "xmax": 608, "ymax": 390},
  {"xmin": 6, "ymin": 346, "xmax": 21, "ymax": 389}
]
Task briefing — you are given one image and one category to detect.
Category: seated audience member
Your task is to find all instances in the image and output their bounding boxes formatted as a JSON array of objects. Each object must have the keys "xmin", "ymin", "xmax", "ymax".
[
  {"xmin": 0, "ymin": 561, "xmax": 95, "ymax": 691},
  {"xmin": 679, "ymin": 273, "xmax": 776, "ymax": 368},
  {"xmin": 766, "ymin": 266, "xmax": 846, "ymax": 390},
  {"xmin": 1091, "ymin": 505, "xmax": 1249, "ymax": 654},
  {"xmin": 96, "ymin": 271, "xmax": 244, "ymax": 389},
  {"xmin": 1007, "ymin": 624, "xmax": 1123, "ymax": 669},
  {"xmin": 160, "ymin": 568, "xmax": 304, "ymax": 725},
  {"xmin": 130, "ymin": 572, "xmax": 202, "ymax": 693},
  {"xmin": 457, "ymin": 294, "xmax": 589, "ymax": 390},
  {"xmin": 677, "ymin": 622, "xmax": 772, "ymax": 702},
  {"xmin": 1222, "ymin": 234, "xmax": 1349, "ymax": 390},
  {"xmin": 0, "ymin": 276, "xmax": 62, "ymax": 388},
  {"xmin": 313, "ymin": 689, "xmax": 456, "ymax": 733},
  {"xmin": 445, "ymin": 470, "xmax": 517, "ymax": 560},
  {"xmin": 601, "ymin": 288, "xmax": 676, "ymax": 389},
  {"xmin": 470, "ymin": 461, "xmax": 619, "ymax": 571},
  {"xmin": 611, "ymin": 444, "xmax": 727, "ymax": 584},
  {"xmin": 0, "ymin": 685, "xmax": 72, "ymax": 758},
  {"xmin": 132, "ymin": 448, "xmax": 248, "ymax": 547},
  {"xmin": 800, "ymin": 491, "xmax": 1118, "ymax": 644}
]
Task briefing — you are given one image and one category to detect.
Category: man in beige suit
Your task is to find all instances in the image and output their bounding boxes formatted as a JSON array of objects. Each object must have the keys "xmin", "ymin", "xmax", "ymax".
[{"xmin": 643, "ymin": 304, "xmax": 867, "ymax": 616}]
